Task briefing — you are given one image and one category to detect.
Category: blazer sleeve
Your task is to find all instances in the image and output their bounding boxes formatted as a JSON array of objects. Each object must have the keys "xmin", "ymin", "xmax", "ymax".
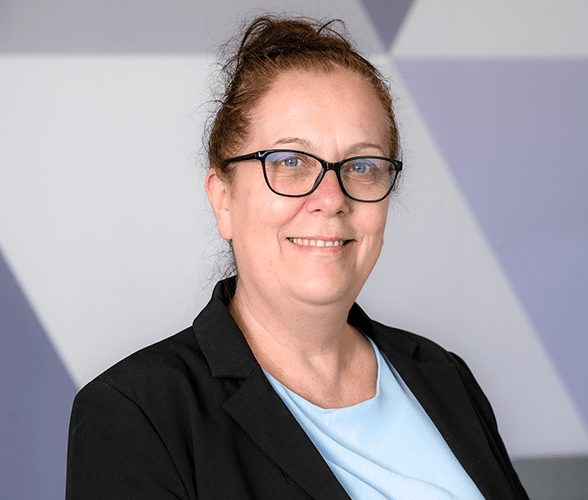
[{"xmin": 66, "ymin": 380, "xmax": 192, "ymax": 500}]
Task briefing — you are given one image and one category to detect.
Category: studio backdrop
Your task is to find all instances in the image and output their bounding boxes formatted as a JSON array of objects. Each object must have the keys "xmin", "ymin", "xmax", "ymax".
[{"xmin": 1, "ymin": 1, "xmax": 587, "ymax": 498}]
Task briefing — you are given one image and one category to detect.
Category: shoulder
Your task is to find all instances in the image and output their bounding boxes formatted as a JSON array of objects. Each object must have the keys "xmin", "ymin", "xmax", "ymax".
[
  {"xmin": 349, "ymin": 303, "xmax": 459, "ymax": 365},
  {"xmin": 72, "ymin": 279, "xmax": 248, "ymax": 420},
  {"xmin": 377, "ymin": 321, "xmax": 450, "ymax": 357},
  {"xmin": 370, "ymin": 318, "xmax": 485, "ymax": 388},
  {"xmin": 73, "ymin": 326, "xmax": 212, "ymax": 415},
  {"xmin": 101, "ymin": 326, "xmax": 200, "ymax": 378},
  {"xmin": 67, "ymin": 327, "xmax": 212, "ymax": 498}
]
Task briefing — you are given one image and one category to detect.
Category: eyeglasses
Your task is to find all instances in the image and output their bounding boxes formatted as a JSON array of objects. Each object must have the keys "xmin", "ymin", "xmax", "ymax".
[{"xmin": 222, "ymin": 149, "xmax": 402, "ymax": 203}]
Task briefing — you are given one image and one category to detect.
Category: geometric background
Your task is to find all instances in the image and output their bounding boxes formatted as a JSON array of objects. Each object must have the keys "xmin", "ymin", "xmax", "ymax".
[
  {"xmin": 396, "ymin": 58, "xmax": 588, "ymax": 423},
  {"xmin": 1, "ymin": 0, "xmax": 587, "ymax": 498}
]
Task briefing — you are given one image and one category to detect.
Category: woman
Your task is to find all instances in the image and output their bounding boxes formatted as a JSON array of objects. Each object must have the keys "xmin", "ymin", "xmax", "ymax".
[{"xmin": 66, "ymin": 16, "xmax": 529, "ymax": 499}]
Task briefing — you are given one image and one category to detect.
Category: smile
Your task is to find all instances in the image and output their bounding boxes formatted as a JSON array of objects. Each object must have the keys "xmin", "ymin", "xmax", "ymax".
[{"xmin": 288, "ymin": 238, "xmax": 348, "ymax": 247}]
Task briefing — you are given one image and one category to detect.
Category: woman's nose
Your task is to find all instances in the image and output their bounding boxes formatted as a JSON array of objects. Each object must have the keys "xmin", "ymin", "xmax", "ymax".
[{"xmin": 306, "ymin": 170, "xmax": 349, "ymax": 215}]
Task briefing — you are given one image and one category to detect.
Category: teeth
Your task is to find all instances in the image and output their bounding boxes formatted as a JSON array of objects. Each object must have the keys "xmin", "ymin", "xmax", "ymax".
[{"xmin": 289, "ymin": 238, "xmax": 346, "ymax": 247}]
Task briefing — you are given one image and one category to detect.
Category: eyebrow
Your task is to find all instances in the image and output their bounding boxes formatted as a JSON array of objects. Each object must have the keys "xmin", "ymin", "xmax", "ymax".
[
  {"xmin": 271, "ymin": 137, "xmax": 313, "ymax": 149},
  {"xmin": 270, "ymin": 138, "xmax": 387, "ymax": 156},
  {"xmin": 346, "ymin": 142, "xmax": 387, "ymax": 156}
]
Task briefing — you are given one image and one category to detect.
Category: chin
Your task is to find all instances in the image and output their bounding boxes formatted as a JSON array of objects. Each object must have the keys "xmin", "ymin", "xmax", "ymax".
[{"xmin": 290, "ymin": 277, "xmax": 358, "ymax": 308}]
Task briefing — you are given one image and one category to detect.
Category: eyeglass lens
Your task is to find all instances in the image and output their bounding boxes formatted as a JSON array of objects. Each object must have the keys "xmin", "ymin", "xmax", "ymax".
[{"xmin": 264, "ymin": 151, "xmax": 396, "ymax": 201}]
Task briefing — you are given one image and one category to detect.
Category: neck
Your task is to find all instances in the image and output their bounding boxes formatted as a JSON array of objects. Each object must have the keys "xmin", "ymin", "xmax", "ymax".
[
  {"xmin": 228, "ymin": 277, "xmax": 377, "ymax": 408},
  {"xmin": 229, "ymin": 276, "xmax": 354, "ymax": 354}
]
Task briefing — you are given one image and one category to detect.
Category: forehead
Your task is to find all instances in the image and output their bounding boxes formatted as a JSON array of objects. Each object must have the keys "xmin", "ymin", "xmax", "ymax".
[{"xmin": 246, "ymin": 68, "xmax": 389, "ymax": 154}]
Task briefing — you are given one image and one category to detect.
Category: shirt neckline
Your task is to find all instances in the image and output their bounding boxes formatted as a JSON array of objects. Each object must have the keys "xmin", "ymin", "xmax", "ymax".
[{"xmin": 263, "ymin": 336, "xmax": 383, "ymax": 412}]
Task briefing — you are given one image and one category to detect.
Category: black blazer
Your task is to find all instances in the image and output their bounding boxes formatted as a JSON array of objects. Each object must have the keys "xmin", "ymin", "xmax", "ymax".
[{"xmin": 66, "ymin": 280, "xmax": 528, "ymax": 499}]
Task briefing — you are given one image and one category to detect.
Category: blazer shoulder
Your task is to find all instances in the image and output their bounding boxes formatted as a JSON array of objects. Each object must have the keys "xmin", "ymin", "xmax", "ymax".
[
  {"xmin": 371, "ymin": 320, "xmax": 489, "ymax": 403},
  {"xmin": 369, "ymin": 318, "xmax": 458, "ymax": 365},
  {"xmin": 76, "ymin": 326, "xmax": 210, "ymax": 407}
]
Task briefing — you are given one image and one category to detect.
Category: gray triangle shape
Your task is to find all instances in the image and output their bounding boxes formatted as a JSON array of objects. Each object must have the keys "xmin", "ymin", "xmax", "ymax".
[
  {"xmin": 359, "ymin": 0, "xmax": 415, "ymax": 50},
  {"xmin": 0, "ymin": 250, "xmax": 77, "ymax": 499}
]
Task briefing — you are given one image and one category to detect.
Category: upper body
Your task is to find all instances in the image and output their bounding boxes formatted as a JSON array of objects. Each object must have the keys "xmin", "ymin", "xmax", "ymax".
[
  {"xmin": 66, "ymin": 15, "xmax": 528, "ymax": 499},
  {"xmin": 67, "ymin": 279, "xmax": 528, "ymax": 499}
]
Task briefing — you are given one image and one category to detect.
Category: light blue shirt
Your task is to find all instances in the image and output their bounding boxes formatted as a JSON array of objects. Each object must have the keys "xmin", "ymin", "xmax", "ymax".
[{"xmin": 263, "ymin": 338, "xmax": 486, "ymax": 499}]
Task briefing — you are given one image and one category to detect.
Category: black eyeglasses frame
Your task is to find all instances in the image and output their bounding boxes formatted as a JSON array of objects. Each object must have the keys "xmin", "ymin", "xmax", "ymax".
[{"xmin": 222, "ymin": 149, "xmax": 403, "ymax": 203}]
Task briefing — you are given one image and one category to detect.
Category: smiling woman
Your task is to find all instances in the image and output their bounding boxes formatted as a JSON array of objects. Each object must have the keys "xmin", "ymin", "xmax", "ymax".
[
  {"xmin": 66, "ymin": 15, "xmax": 529, "ymax": 500},
  {"xmin": 207, "ymin": 68, "xmax": 392, "ymax": 322}
]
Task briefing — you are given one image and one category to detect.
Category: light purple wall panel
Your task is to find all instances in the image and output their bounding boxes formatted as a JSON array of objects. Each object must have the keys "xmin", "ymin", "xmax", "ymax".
[
  {"xmin": 0, "ymin": 251, "xmax": 77, "ymax": 499},
  {"xmin": 396, "ymin": 59, "xmax": 588, "ymax": 424}
]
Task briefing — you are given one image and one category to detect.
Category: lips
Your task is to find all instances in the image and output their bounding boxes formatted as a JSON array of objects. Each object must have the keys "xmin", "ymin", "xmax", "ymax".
[{"xmin": 288, "ymin": 238, "xmax": 348, "ymax": 247}]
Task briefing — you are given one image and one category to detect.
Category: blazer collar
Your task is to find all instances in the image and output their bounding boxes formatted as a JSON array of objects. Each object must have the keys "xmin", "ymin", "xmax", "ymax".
[
  {"xmin": 192, "ymin": 279, "xmax": 258, "ymax": 379},
  {"xmin": 193, "ymin": 279, "xmax": 418, "ymax": 379},
  {"xmin": 192, "ymin": 279, "xmax": 351, "ymax": 499},
  {"xmin": 193, "ymin": 279, "xmax": 518, "ymax": 500}
]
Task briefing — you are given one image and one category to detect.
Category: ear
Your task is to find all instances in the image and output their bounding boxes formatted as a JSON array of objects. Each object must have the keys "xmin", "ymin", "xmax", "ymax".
[{"xmin": 205, "ymin": 168, "xmax": 233, "ymax": 241}]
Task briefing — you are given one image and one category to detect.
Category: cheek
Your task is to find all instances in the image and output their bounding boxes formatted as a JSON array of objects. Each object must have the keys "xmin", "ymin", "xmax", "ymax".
[
  {"xmin": 359, "ymin": 205, "xmax": 389, "ymax": 263},
  {"xmin": 376, "ymin": 208, "xmax": 389, "ymax": 241},
  {"xmin": 232, "ymin": 187, "xmax": 306, "ymax": 245},
  {"xmin": 254, "ymin": 196, "xmax": 307, "ymax": 232},
  {"xmin": 363, "ymin": 204, "xmax": 389, "ymax": 237}
]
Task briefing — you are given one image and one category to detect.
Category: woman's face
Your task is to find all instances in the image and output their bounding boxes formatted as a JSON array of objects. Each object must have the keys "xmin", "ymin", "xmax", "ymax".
[{"xmin": 207, "ymin": 68, "xmax": 391, "ymax": 310}]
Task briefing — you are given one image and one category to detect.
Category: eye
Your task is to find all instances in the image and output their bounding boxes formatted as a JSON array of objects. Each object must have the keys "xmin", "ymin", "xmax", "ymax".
[
  {"xmin": 267, "ymin": 152, "xmax": 304, "ymax": 168},
  {"xmin": 350, "ymin": 159, "xmax": 377, "ymax": 174},
  {"xmin": 282, "ymin": 156, "xmax": 300, "ymax": 167}
]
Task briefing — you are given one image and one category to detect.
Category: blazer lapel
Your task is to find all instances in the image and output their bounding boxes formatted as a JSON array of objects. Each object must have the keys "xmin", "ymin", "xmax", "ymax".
[
  {"xmin": 223, "ymin": 366, "xmax": 351, "ymax": 500},
  {"xmin": 194, "ymin": 281, "xmax": 350, "ymax": 500},
  {"xmin": 368, "ymin": 321, "xmax": 519, "ymax": 500}
]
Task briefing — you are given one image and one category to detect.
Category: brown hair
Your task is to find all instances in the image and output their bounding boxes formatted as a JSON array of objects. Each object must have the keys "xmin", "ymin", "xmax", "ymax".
[{"xmin": 206, "ymin": 15, "xmax": 401, "ymax": 181}]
